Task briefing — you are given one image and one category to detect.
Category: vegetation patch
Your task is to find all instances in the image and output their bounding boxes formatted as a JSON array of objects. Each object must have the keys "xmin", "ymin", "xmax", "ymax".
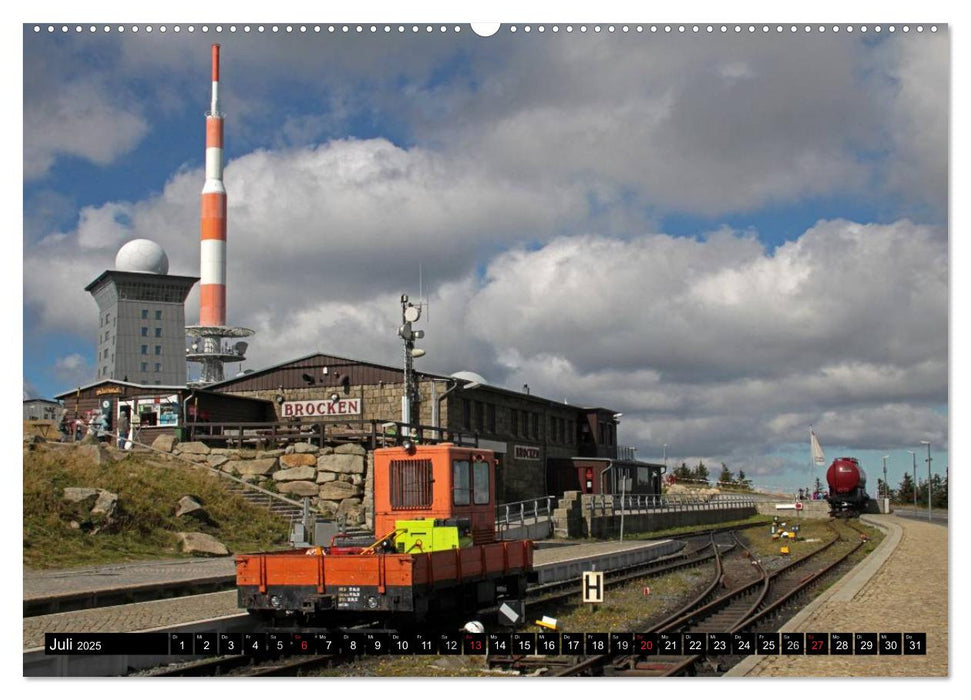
[{"xmin": 23, "ymin": 444, "xmax": 289, "ymax": 569}]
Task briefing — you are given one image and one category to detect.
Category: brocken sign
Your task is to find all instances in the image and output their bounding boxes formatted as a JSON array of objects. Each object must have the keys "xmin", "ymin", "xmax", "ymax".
[
  {"xmin": 281, "ymin": 399, "xmax": 362, "ymax": 418},
  {"xmin": 514, "ymin": 445, "xmax": 541, "ymax": 460}
]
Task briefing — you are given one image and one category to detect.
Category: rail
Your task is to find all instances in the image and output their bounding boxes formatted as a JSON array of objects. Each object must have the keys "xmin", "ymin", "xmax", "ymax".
[
  {"xmin": 495, "ymin": 496, "xmax": 555, "ymax": 529},
  {"xmin": 586, "ymin": 493, "xmax": 756, "ymax": 517},
  {"xmin": 181, "ymin": 419, "xmax": 480, "ymax": 451}
]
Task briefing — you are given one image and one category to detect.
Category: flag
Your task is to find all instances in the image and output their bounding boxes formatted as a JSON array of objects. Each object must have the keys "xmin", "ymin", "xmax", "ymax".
[{"xmin": 810, "ymin": 427, "xmax": 826, "ymax": 465}]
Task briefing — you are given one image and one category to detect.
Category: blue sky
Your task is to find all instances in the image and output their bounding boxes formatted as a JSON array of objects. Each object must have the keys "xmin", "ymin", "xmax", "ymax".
[{"xmin": 21, "ymin": 16, "xmax": 950, "ymax": 492}]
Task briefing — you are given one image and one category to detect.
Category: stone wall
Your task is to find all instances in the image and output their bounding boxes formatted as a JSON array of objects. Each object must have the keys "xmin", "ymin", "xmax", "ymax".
[
  {"xmin": 578, "ymin": 496, "xmax": 758, "ymax": 538},
  {"xmin": 755, "ymin": 500, "xmax": 830, "ymax": 519},
  {"xmin": 156, "ymin": 438, "xmax": 369, "ymax": 526}
]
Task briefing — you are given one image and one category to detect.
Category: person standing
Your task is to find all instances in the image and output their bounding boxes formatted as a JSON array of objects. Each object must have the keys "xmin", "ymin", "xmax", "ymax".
[{"xmin": 117, "ymin": 409, "xmax": 130, "ymax": 449}]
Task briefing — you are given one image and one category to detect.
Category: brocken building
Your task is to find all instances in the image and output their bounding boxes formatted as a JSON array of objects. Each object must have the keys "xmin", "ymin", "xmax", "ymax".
[{"xmin": 207, "ymin": 352, "xmax": 624, "ymax": 503}]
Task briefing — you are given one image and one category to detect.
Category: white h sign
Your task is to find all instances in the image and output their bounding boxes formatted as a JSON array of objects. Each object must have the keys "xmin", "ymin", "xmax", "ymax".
[{"xmin": 582, "ymin": 571, "xmax": 604, "ymax": 603}]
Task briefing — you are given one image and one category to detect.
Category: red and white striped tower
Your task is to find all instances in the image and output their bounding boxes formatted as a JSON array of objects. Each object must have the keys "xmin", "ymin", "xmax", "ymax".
[
  {"xmin": 200, "ymin": 43, "xmax": 226, "ymax": 327},
  {"xmin": 186, "ymin": 44, "xmax": 253, "ymax": 386}
]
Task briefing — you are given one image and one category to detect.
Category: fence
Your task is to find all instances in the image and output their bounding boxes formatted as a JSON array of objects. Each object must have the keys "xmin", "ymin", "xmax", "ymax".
[
  {"xmin": 182, "ymin": 418, "xmax": 480, "ymax": 451},
  {"xmin": 586, "ymin": 493, "xmax": 756, "ymax": 517}
]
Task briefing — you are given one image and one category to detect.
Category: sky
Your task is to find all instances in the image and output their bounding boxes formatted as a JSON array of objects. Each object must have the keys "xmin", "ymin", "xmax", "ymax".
[{"xmin": 20, "ymin": 16, "xmax": 951, "ymax": 493}]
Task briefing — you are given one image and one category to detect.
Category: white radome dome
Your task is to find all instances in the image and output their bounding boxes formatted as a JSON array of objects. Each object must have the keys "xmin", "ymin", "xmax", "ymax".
[{"xmin": 115, "ymin": 239, "xmax": 169, "ymax": 275}]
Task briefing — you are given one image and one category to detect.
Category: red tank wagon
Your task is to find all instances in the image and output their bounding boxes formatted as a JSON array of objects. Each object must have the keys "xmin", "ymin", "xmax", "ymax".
[
  {"xmin": 825, "ymin": 457, "xmax": 870, "ymax": 517},
  {"xmin": 236, "ymin": 443, "xmax": 533, "ymax": 623}
]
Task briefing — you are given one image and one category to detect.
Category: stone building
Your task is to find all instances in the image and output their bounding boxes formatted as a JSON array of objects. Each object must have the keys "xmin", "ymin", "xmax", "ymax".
[{"xmin": 208, "ymin": 352, "xmax": 623, "ymax": 503}]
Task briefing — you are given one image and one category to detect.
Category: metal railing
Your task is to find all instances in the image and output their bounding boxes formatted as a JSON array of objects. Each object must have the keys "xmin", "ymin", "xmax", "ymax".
[
  {"xmin": 495, "ymin": 496, "xmax": 556, "ymax": 530},
  {"xmin": 181, "ymin": 418, "xmax": 480, "ymax": 451},
  {"xmin": 586, "ymin": 493, "xmax": 757, "ymax": 517}
]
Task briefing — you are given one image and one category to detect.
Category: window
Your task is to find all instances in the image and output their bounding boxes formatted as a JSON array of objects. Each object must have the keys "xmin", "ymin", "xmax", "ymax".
[
  {"xmin": 521, "ymin": 411, "xmax": 529, "ymax": 436},
  {"xmin": 550, "ymin": 416, "xmax": 557, "ymax": 442},
  {"xmin": 141, "ymin": 309, "xmax": 148, "ymax": 319},
  {"xmin": 461, "ymin": 399, "xmax": 471, "ymax": 430},
  {"xmin": 532, "ymin": 413, "xmax": 540, "ymax": 439},
  {"xmin": 155, "ymin": 310, "xmax": 162, "ymax": 320},
  {"xmin": 487, "ymin": 404, "xmax": 496, "ymax": 434},
  {"xmin": 141, "ymin": 345, "xmax": 148, "ymax": 355},
  {"xmin": 155, "ymin": 363, "xmax": 161, "ymax": 372},
  {"xmin": 568, "ymin": 421, "xmax": 574, "ymax": 444},
  {"xmin": 453, "ymin": 460, "xmax": 471, "ymax": 506},
  {"xmin": 473, "ymin": 460, "xmax": 490, "ymax": 504},
  {"xmin": 390, "ymin": 459, "xmax": 433, "ymax": 509},
  {"xmin": 141, "ymin": 362, "xmax": 148, "ymax": 372},
  {"xmin": 141, "ymin": 327, "xmax": 148, "ymax": 337},
  {"xmin": 511, "ymin": 409, "xmax": 519, "ymax": 436},
  {"xmin": 155, "ymin": 345, "xmax": 161, "ymax": 355},
  {"xmin": 475, "ymin": 401, "xmax": 484, "ymax": 433},
  {"xmin": 155, "ymin": 328, "xmax": 162, "ymax": 337}
]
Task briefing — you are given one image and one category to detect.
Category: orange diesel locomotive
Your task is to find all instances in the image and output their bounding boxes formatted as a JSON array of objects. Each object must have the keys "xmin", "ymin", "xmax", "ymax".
[{"xmin": 236, "ymin": 443, "xmax": 533, "ymax": 623}]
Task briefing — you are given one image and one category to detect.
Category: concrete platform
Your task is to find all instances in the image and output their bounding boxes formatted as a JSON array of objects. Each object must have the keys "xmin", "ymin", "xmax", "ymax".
[{"xmin": 532, "ymin": 539, "xmax": 684, "ymax": 585}]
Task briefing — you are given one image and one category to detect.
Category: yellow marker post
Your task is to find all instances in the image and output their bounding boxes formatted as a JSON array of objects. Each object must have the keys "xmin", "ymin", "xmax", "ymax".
[
  {"xmin": 780, "ymin": 544, "xmax": 790, "ymax": 555},
  {"xmin": 536, "ymin": 616, "xmax": 558, "ymax": 630}
]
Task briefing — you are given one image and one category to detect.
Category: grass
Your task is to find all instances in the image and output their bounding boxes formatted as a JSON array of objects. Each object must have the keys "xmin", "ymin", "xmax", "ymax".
[{"xmin": 23, "ymin": 443, "xmax": 290, "ymax": 569}]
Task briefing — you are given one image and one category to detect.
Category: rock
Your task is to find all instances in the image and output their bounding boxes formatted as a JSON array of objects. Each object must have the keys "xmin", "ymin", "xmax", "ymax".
[
  {"xmin": 69, "ymin": 521, "xmax": 81, "ymax": 530},
  {"xmin": 317, "ymin": 500, "xmax": 340, "ymax": 516},
  {"xmin": 281, "ymin": 453, "xmax": 317, "ymax": 468},
  {"xmin": 334, "ymin": 443, "xmax": 366, "ymax": 456},
  {"xmin": 277, "ymin": 481, "xmax": 320, "ymax": 497},
  {"xmin": 77, "ymin": 444, "xmax": 109, "ymax": 465},
  {"xmin": 24, "ymin": 434, "xmax": 42, "ymax": 446},
  {"xmin": 231, "ymin": 457, "xmax": 279, "ymax": 477},
  {"xmin": 176, "ymin": 532, "xmax": 229, "ymax": 556},
  {"xmin": 91, "ymin": 490, "xmax": 118, "ymax": 518},
  {"xmin": 293, "ymin": 442, "xmax": 318, "ymax": 454},
  {"xmin": 152, "ymin": 434, "xmax": 177, "ymax": 453},
  {"xmin": 316, "ymin": 471, "xmax": 338, "ymax": 484},
  {"xmin": 318, "ymin": 480, "xmax": 359, "ymax": 500},
  {"xmin": 257, "ymin": 449, "xmax": 285, "ymax": 458},
  {"xmin": 337, "ymin": 498, "xmax": 365, "ymax": 525},
  {"xmin": 274, "ymin": 466, "xmax": 317, "ymax": 482},
  {"xmin": 175, "ymin": 495, "xmax": 206, "ymax": 518},
  {"xmin": 210, "ymin": 448, "xmax": 241, "ymax": 457},
  {"xmin": 179, "ymin": 453, "xmax": 210, "ymax": 463},
  {"xmin": 319, "ymin": 446, "xmax": 334, "ymax": 455},
  {"xmin": 207, "ymin": 455, "xmax": 229, "ymax": 469},
  {"xmin": 350, "ymin": 474, "xmax": 363, "ymax": 486},
  {"xmin": 317, "ymin": 453, "xmax": 366, "ymax": 474},
  {"xmin": 63, "ymin": 487, "xmax": 100, "ymax": 505},
  {"xmin": 177, "ymin": 441, "xmax": 211, "ymax": 455}
]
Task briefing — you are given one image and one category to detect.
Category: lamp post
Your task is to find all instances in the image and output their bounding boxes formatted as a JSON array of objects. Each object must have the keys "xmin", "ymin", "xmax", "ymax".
[
  {"xmin": 907, "ymin": 451, "xmax": 917, "ymax": 513},
  {"xmin": 434, "ymin": 378, "xmax": 482, "ymax": 440},
  {"xmin": 881, "ymin": 455, "xmax": 889, "ymax": 505},
  {"xmin": 921, "ymin": 440, "xmax": 932, "ymax": 521},
  {"xmin": 662, "ymin": 444, "xmax": 668, "ymax": 468}
]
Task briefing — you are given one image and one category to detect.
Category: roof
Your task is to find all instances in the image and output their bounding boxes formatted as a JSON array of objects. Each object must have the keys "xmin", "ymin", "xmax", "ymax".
[
  {"xmin": 205, "ymin": 351, "xmax": 453, "ymax": 390},
  {"xmin": 23, "ymin": 398, "xmax": 62, "ymax": 405},
  {"xmin": 84, "ymin": 269, "xmax": 199, "ymax": 293},
  {"xmin": 53, "ymin": 379, "xmax": 270, "ymax": 406}
]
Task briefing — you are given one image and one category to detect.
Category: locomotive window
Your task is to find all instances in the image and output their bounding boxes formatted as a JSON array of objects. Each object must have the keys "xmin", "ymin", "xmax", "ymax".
[
  {"xmin": 453, "ymin": 460, "xmax": 471, "ymax": 506},
  {"xmin": 390, "ymin": 459, "xmax": 433, "ymax": 509},
  {"xmin": 473, "ymin": 460, "xmax": 490, "ymax": 505}
]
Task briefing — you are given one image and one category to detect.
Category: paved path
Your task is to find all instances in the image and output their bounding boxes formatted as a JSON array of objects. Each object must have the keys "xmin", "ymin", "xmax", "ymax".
[
  {"xmin": 24, "ymin": 557, "xmax": 236, "ymax": 600},
  {"xmin": 23, "ymin": 591, "xmax": 241, "ymax": 650},
  {"xmin": 728, "ymin": 514, "xmax": 947, "ymax": 677}
]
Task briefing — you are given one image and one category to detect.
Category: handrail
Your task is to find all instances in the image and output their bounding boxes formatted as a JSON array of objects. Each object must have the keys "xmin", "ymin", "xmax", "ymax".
[
  {"xmin": 495, "ymin": 496, "xmax": 556, "ymax": 528},
  {"xmin": 586, "ymin": 492, "xmax": 756, "ymax": 516}
]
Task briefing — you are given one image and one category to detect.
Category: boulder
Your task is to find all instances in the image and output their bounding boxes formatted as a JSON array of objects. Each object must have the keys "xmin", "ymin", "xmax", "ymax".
[
  {"xmin": 316, "ymin": 471, "xmax": 338, "ymax": 484},
  {"xmin": 179, "ymin": 453, "xmax": 210, "ymax": 463},
  {"xmin": 274, "ymin": 466, "xmax": 317, "ymax": 482},
  {"xmin": 175, "ymin": 495, "xmax": 206, "ymax": 518},
  {"xmin": 257, "ymin": 449, "xmax": 285, "ymax": 458},
  {"xmin": 318, "ymin": 480, "xmax": 359, "ymax": 501},
  {"xmin": 319, "ymin": 446, "xmax": 334, "ymax": 455},
  {"xmin": 350, "ymin": 474, "xmax": 364, "ymax": 486},
  {"xmin": 334, "ymin": 443, "xmax": 366, "ymax": 456},
  {"xmin": 277, "ymin": 481, "xmax": 320, "ymax": 497},
  {"xmin": 231, "ymin": 457, "xmax": 279, "ymax": 477},
  {"xmin": 152, "ymin": 434, "xmax": 178, "ymax": 453},
  {"xmin": 176, "ymin": 532, "xmax": 229, "ymax": 556},
  {"xmin": 280, "ymin": 453, "xmax": 317, "ymax": 468},
  {"xmin": 177, "ymin": 441, "xmax": 211, "ymax": 455},
  {"xmin": 90, "ymin": 490, "xmax": 119, "ymax": 518},
  {"xmin": 293, "ymin": 442, "xmax": 318, "ymax": 454},
  {"xmin": 207, "ymin": 455, "xmax": 229, "ymax": 469},
  {"xmin": 63, "ymin": 487, "xmax": 100, "ymax": 506},
  {"xmin": 210, "ymin": 448, "xmax": 241, "ymax": 457},
  {"xmin": 317, "ymin": 453, "xmax": 366, "ymax": 474}
]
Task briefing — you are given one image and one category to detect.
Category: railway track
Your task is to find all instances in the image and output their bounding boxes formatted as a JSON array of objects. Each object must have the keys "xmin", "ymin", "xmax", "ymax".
[{"xmin": 548, "ymin": 520, "xmax": 869, "ymax": 677}]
